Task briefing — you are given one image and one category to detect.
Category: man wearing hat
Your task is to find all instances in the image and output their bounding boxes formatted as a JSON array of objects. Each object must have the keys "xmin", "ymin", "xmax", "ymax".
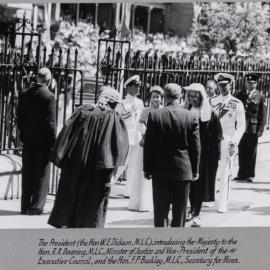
[
  {"xmin": 210, "ymin": 73, "xmax": 246, "ymax": 213},
  {"xmin": 206, "ymin": 80, "xmax": 219, "ymax": 98},
  {"xmin": 144, "ymin": 83, "xmax": 200, "ymax": 227},
  {"xmin": 17, "ymin": 67, "xmax": 56, "ymax": 215},
  {"xmin": 115, "ymin": 75, "xmax": 144, "ymax": 197},
  {"xmin": 235, "ymin": 73, "xmax": 266, "ymax": 182}
]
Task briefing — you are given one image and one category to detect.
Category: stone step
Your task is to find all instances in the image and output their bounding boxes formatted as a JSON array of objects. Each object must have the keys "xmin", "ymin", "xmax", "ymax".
[{"xmin": 0, "ymin": 154, "xmax": 22, "ymax": 200}]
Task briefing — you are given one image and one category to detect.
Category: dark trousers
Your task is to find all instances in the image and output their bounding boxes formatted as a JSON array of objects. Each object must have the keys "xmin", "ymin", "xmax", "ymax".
[
  {"xmin": 21, "ymin": 145, "xmax": 51, "ymax": 213},
  {"xmin": 152, "ymin": 178, "xmax": 190, "ymax": 227},
  {"xmin": 237, "ymin": 133, "xmax": 258, "ymax": 179},
  {"xmin": 189, "ymin": 179, "xmax": 204, "ymax": 217}
]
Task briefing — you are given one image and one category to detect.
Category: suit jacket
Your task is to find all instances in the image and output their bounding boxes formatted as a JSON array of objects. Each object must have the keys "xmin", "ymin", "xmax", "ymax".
[
  {"xmin": 16, "ymin": 83, "xmax": 56, "ymax": 149},
  {"xmin": 237, "ymin": 89, "xmax": 266, "ymax": 135},
  {"xmin": 143, "ymin": 101, "xmax": 201, "ymax": 181}
]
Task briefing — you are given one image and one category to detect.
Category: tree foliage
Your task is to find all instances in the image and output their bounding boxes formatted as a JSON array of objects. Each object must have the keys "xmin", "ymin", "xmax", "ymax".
[
  {"xmin": 0, "ymin": 5, "xmax": 16, "ymax": 23},
  {"xmin": 0, "ymin": 5, "xmax": 16, "ymax": 37},
  {"xmin": 191, "ymin": 3, "xmax": 270, "ymax": 57}
]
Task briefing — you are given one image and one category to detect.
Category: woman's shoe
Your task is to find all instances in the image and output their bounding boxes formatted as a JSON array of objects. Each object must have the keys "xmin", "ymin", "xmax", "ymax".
[
  {"xmin": 217, "ymin": 209, "xmax": 227, "ymax": 213},
  {"xmin": 186, "ymin": 212, "xmax": 193, "ymax": 222},
  {"xmin": 191, "ymin": 216, "xmax": 201, "ymax": 227}
]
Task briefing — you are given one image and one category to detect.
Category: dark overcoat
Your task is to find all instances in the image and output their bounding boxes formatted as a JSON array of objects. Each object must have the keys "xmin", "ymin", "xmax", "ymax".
[
  {"xmin": 17, "ymin": 83, "xmax": 56, "ymax": 149},
  {"xmin": 143, "ymin": 101, "xmax": 201, "ymax": 181},
  {"xmin": 16, "ymin": 83, "xmax": 56, "ymax": 213}
]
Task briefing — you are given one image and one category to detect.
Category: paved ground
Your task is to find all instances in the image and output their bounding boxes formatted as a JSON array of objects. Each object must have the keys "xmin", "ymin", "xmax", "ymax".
[{"xmin": 1, "ymin": 130, "xmax": 270, "ymax": 229}]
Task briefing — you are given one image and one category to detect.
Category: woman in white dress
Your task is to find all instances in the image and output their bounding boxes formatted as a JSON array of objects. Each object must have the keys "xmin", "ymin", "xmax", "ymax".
[
  {"xmin": 128, "ymin": 86, "xmax": 164, "ymax": 211},
  {"xmin": 56, "ymin": 76, "xmax": 73, "ymax": 134}
]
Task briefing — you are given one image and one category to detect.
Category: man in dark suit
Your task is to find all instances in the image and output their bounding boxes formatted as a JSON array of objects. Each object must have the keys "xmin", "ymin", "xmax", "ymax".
[
  {"xmin": 143, "ymin": 83, "xmax": 201, "ymax": 227},
  {"xmin": 234, "ymin": 73, "xmax": 266, "ymax": 182},
  {"xmin": 17, "ymin": 67, "xmax": 56, "ymax": 215}
]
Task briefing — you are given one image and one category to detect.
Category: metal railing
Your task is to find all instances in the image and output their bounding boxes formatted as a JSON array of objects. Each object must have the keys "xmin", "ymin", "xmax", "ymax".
[
  {"xmin": 96, "ymin": 31, "xmax": 270, "ymax": 128},
  {"xmin": 0, "ymin": 15, "xmax": 85, "ymax": 195}
]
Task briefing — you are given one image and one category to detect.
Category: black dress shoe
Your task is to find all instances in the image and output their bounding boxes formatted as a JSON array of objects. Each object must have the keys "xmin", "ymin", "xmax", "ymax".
[
  {"xmin": 27, "ymin": 209, "xmax": 43, "ymax": 215},
  {"xmin": 233, "ymin": 177, "xmax": 245, "ymax": 181},
  {"xmin": 246, "ymin": 178, "xmax": 254, "ymax": 183},
  {"xmin": 21, "ymin": 210, "xmax": 27, "ymax": 215}
]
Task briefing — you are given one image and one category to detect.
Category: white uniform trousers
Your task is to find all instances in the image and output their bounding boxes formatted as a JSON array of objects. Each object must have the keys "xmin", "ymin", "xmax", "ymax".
[
  {"xmin": 113, "ymin": 145, "xmax": 139, "ymax": 197},
  {"xmin": 215, "ymin": 140, "xmax": 234, "ymax": 213}
]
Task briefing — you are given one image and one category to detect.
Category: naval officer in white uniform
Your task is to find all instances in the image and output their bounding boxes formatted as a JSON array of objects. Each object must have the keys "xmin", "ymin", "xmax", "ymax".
[
  {"xmin": 210, "ymin": 73, "xmax": 246, "ymax": 213},
  {"xmin": 115, "ymin": 75, "xmax": 144, "ymax": 197}
]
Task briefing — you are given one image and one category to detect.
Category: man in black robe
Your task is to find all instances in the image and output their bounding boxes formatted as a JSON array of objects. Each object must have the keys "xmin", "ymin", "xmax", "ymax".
[
  {"xmin": 234, "ymin": 73, "xmax": 266, "ymax": 182},
  {"xmin": 184, "ymin": 83, "xmax": 223, "ymax": 227},
  {"xmin": 48, "ymin": 86, "xmax": 129, "ymax": 228}
]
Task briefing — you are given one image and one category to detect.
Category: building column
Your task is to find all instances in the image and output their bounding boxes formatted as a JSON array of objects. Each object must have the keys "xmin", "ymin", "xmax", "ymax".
[
  {"xmin": 33, "ymin": 5, "xmax": 38, "ymax": 29},
  {"xmin": 131, "ymin": 4, "xmax": 136, "ymax": 37},
  {"xmin": 94, "ymin": 3, "xmax": 99, "ymax": 28},
  {"xmin": 47, "ymin": 3, "xmax": 52, "ymax": 26},
  {"xmin": 115, "ymin": 3, "xmax": 121, "ymax": 26},
  {"xmin": 54, "ymin": 3, "xmax": 60, "ymax": 21},
  {"xmin": 146, "ymin": 6, "xmax": 153, "ymax": 39}
]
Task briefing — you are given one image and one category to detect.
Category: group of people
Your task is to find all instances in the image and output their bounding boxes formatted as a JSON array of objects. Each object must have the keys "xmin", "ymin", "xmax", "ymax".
[{"xmin": 16, "ymin": 67, "xmax": 266, "ymax": 228}]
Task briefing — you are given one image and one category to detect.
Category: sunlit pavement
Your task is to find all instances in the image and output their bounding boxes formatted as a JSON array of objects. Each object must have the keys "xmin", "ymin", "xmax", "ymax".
[{"xmin": 0, "ymin": 130, "xmax": 270, "ymax": 229}]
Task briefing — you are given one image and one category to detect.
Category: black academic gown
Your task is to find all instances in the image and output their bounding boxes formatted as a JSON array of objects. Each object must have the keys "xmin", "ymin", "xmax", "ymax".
[
  {"xmin": 189, "ymin": 110, "xmax": 223, "ymax": 216},
  {"xmin": 48, "ymin": 105, "xmax": 129, "ymax": 228},
  {"xmin": 198, "ymin": 111, "xmax": 223, "ymax": 202}
]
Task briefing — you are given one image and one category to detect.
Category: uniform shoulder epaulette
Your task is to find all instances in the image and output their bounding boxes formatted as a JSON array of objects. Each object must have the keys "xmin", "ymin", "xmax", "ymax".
[{"xmin": 229, "ymin": 98, "xmax": 240, "ymax": 104}]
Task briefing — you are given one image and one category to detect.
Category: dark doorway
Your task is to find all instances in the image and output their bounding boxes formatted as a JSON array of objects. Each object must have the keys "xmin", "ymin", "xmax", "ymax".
[
  {"xmin": 98, "ymin": 4, "xmax": 115, "ymax": 31},
  {"xmin": 134, "ymin": 6, "xmax": 148, "ymax": 32},
  {"xmin": 79, "ymin": 4, "xmax": 95, "ymax": 24},
  {"xmin": 150, "ymin": 8, "xmax": 164, "ymax": 34},
  {"xmin": 60, "ymin": 4, "xmax": 77, "ymax": 22}
]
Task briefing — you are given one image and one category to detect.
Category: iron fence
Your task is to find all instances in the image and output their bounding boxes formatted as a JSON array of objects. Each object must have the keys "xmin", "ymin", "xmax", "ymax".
[
  {"xmin": 0, "ymin": 14, "xmax": 85, "ymax": 195},
  {"xmin": 2, "ymin": 19, "xmax": 270, "ymax": 196},
  {"xmin": 96, "ymin": 31, "xmax": 270, "ymax": 128}
]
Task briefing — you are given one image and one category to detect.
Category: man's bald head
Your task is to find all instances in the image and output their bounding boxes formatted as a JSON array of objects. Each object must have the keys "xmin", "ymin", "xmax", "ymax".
[{"xmin": 37, "ymin": 67, "xmax": 52, "ymax": 86}]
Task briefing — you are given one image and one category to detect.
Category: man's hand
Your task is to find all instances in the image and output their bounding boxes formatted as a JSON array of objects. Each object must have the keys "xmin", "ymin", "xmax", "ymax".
[
  {"xmin": 257, "ymin": 131, "xmax": 263, "ymax": 137},
  {"xmin": 228, "ymin": 141, "xmax": 236, "ymax": 156},
  {"xmin": 144, "ymin": 172, "xmax": 152, "ymax": 180},
  {"xmin": 193, "ymin": 173, "xmax": 199, "ymax": 180}
]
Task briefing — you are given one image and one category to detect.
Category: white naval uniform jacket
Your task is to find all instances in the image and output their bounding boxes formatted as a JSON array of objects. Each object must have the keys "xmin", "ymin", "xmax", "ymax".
[
  {"xmin": 116, "ymin": 94, "xmax": 144, "ymax": 145},
  {"xmin": 210, "ymin": 93, "xmax": 246, "ymax": 146}
]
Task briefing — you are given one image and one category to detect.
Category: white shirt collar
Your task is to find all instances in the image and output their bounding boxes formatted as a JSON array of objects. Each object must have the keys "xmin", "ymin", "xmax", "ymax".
[
  {"xmin": 220, "ymin": 93, "xmax": 231, "ymax": 102},
  {"xmin": 126, "ymin": 93, "xmax": 136, "ymax": 100},
  {"xmin": 37, "ymin": 83, "xmax": 48, "ymax": 87}
]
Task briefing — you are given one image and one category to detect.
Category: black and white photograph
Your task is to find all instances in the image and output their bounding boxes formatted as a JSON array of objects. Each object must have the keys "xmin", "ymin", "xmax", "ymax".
[{"xmin": 1, "ymin": 1, "xmax": 270, "ymax": 269}]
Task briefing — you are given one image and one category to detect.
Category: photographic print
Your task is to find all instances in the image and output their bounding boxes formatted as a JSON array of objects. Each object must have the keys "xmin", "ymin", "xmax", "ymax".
[{"xmin": 0, "ymin": 1, "xmax": 270, "ymax": 269}]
